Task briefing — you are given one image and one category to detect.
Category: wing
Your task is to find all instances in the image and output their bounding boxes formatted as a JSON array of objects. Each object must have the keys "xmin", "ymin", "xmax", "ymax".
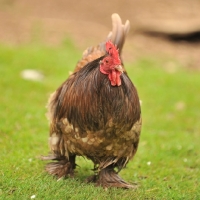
[{"xmin": 74, "ymin": 13, "xmax": 130, "ymax": 73}]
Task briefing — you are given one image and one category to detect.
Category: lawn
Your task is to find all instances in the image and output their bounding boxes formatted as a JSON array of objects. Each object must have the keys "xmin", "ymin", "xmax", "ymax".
[{"xmin": 0, "ymin": 40, "xmax": 199, "ymax": 200}]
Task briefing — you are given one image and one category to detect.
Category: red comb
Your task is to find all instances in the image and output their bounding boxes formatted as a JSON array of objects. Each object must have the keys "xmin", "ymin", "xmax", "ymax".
[{"xmin": 106, "ymin": 41, "xmax": 121, "ymax": 65}]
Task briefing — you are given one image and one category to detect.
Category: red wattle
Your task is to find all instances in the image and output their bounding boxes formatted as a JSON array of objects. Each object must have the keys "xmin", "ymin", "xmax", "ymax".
[{"xmin": 108, "ymin": 70, "xmax": 121, "ymax": 86}]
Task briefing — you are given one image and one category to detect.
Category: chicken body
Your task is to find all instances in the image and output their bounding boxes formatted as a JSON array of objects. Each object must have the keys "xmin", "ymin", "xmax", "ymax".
[{"xmin": 43, "ymin": 14, "xmax": 142, "ymax": 189}]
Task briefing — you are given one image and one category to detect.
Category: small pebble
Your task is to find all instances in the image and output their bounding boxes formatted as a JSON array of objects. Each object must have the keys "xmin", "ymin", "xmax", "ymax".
[
  {"xmin": 21, "ymin": 69, "xmax": 44, "ymax": 81},
  {"xmin": 31, "ymin": 194, "xmax": 36, "ymax": 199},
  {"xmin": 183, "ymin": 158, "xmax": 188, "ymax": 162},
  {"xmin": 147, "ymin": 161, "xmax": 151, "ymax": 166}
]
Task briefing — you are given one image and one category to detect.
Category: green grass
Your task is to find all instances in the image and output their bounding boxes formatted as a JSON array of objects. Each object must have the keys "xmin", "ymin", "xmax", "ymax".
[{"xmin": 0, "ymin": 40, "xmax": 199, "ymax": 200}]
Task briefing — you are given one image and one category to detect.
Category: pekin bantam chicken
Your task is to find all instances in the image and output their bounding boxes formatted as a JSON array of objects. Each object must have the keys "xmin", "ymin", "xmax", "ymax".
[{"xmin": 42, "ymin": 13, "xmax": 142, "ymax": 189}]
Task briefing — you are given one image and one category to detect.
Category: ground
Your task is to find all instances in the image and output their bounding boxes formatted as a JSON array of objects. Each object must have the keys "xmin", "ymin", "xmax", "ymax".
[{"xmin": 0, "ymin": 0, "xmax": 200, "ymax": 69}]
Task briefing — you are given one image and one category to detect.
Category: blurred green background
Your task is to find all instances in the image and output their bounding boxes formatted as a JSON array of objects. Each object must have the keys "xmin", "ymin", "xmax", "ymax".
[{"xmin": 0, "ymin": 0, "xmax": 200, "ymax": 199}]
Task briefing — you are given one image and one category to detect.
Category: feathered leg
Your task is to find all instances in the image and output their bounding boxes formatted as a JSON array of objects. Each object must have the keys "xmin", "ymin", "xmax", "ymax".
[
  {"xmin": 86, "ymin": 165, "xmax": 136, "ymax": 189},
  {"xmin": 96, "ymin": 166, "xmax": 135, "ymax": 189},
  {"xmin": 41, "ymin": 155, "xmax": 76, "ymax": 179}
]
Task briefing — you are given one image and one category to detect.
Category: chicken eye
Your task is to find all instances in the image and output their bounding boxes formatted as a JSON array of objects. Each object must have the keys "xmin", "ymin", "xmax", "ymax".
[{"xmin": 105, "ymin": 60, "xmax": 109, "ymax": 63}]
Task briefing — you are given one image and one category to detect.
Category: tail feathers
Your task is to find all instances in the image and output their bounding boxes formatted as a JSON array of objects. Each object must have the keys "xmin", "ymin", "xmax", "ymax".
[
  {"xmin": 74, "ymin": 13, "xmax": 130, "ymax": 72},
  {"xmin": 107, "ymin": 13, "xmax": 130, "ymax": 55},
  {"xmin": 83, "ymin": 13, "xmax": 130, "ymax": 56}
]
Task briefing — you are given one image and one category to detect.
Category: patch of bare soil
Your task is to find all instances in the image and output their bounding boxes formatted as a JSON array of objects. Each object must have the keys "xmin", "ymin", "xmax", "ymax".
[{"xmin": 0, "ymin": 0, "xmax": 200, "ymax": 69}]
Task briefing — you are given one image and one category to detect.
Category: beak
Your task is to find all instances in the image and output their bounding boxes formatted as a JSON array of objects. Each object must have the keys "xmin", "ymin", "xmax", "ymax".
[{"xmin": 115, "ymin": 65, "xmax": 124, "ymax": 73}]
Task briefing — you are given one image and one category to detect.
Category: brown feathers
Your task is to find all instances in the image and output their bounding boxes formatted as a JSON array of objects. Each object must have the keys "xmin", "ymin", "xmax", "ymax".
[{"xmin": 43, "ymin": 13, "xmax": 142, "ymax": 189}]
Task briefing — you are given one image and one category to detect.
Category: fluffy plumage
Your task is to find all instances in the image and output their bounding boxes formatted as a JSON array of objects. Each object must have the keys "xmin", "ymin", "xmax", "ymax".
[{"xmin": 42, "ymin": 13, "xmax": 142, "ymax": 189}]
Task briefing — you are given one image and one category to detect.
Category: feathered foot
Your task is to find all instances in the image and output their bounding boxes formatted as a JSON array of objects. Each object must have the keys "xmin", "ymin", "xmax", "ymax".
[
  {"xmin": 41, "ymin": 155, "xmax": 76, "ymax": 179},
  {"xmin": 86, "ymin": 167, "xmax": 137, "ymax": 189}
]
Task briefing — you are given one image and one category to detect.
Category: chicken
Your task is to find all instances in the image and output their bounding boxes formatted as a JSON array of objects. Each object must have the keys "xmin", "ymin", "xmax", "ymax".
[{"xmin": 42, "ymin": 13, "xmax": 142, "ymax": 189}]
